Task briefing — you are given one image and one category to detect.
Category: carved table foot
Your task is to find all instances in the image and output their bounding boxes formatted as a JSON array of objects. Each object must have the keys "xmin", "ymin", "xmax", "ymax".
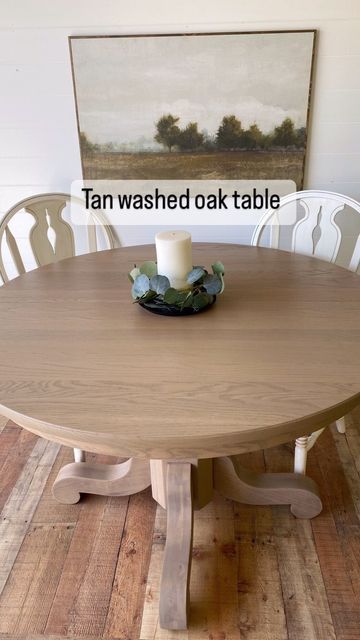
[
  {"xmin": 213, "ymin": 455, "xmax": 322, "ymax": 518},
  {"xmin": 52, "ymin": 457, "xmax": 151, "ymax": 504}
]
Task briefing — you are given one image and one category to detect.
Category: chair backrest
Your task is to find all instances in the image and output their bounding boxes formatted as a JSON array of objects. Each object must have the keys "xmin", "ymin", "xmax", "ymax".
[
  {"xmin": 251, "ymin": 190, "xmax": 360, "ymax": 273},
  {"xmin": 0, "ymin": 192, "xmax": 120, "ymax": 283}
]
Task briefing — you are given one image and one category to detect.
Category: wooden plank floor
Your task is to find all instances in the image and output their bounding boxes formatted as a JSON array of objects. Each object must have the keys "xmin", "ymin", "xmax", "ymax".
[{"xmin": 0, "ymin": 409, "xmax": 360, "ymax": 640}]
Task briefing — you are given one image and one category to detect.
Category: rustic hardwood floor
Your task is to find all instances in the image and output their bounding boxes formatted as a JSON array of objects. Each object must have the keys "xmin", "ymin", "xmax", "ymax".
[{"xmin": 0, "ymin": 409, "xmax": 359, "ymax": 640}]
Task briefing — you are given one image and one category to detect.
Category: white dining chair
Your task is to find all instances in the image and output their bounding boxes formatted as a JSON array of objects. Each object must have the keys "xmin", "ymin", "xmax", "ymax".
[
  {"xmin": 251, "ymin": 189, "xmax": 360, "ymax": 474},
  {"xmin": 0, "ymin": 192, "xmax": 121, "ymax": 463}
]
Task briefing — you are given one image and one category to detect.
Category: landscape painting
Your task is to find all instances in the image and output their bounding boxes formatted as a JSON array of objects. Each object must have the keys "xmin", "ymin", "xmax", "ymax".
[{"xmin": 70, "ymin": 31, "xmax": 316, "ymax": 188}]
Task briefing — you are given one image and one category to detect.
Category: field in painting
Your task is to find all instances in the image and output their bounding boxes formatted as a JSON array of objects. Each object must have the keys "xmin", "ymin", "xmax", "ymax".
[{"xmin": 82, "ymin": 150, "xmax": 304, "ymax": 188}]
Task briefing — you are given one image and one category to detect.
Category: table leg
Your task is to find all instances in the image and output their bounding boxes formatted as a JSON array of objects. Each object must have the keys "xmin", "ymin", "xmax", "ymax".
[
  {"xmin": 213, "ymin": 455, "xmax": 322, "ymax": 518},
  {"xmin": 52, "ymin": 457, "xmax": 151, "ymax": 504},
  {"xmin": 150, "ymin": 459, "xmax": 213, "ymax": 629},
  {"xmin": 159, "ymin": 461, "xmax": 193, "ymax": 630}
]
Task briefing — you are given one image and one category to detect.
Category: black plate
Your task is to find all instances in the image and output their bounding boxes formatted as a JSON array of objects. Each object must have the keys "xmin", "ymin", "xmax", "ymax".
[{"xmin": 139, "ymin": 296, "xmax": 216, "ymax": 316}]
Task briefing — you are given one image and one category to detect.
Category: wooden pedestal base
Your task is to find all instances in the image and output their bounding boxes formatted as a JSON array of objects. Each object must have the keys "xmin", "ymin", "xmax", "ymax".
[{"xmin": 53, "ymin": 454, "xmax": 322, "ymax": 630}]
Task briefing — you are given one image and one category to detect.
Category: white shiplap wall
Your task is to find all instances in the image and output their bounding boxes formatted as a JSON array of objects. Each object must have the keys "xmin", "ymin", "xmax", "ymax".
[{"xmin": 0, "ymin": 0, "xmax": 359, "ymax": 247}]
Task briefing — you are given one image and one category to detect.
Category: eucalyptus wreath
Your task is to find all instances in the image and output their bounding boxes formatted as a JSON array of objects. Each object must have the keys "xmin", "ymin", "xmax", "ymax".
[{"xmin": 128, "ymin": 260, "xmax": 225, "ymax": 312}]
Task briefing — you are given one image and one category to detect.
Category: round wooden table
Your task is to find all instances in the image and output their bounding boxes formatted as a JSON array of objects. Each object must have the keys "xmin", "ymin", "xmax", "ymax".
[{"xmin": 0, "ymin": 244, "xmax": 359, "ymax": 629}]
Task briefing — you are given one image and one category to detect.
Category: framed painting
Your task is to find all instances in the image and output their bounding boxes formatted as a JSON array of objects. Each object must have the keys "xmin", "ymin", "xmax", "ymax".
[{"xmin": 69, "ymin": 30, "xmax": 316, "ymax": 188}]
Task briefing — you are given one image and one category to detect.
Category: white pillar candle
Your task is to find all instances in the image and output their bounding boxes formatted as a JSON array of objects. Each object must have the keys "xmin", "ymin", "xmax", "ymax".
[{"xmin": 155, "ymin": 230, "xmax": 193, "ymax": 290}]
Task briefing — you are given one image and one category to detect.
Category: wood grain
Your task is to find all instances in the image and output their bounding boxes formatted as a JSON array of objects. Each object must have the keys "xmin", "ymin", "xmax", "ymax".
[
  {"xmin": 104, "ymin": 488, "xmax": 156, "ymax": 639},
  {"xmin": 159, "ymin": 462, "xmax": 193, "ymax": 630},
  {"xmin": 214, "ymin": 455, "xmax": 322, "ymax": 519},
  {"xmin": 0, "ymin": 438, "xmax": 59, "ymax": 596},
  {"xmin": 52, "ymin": 457, "xmax": 151, "ymax": 504},
  {"xmin": 308, "ymin": 429, "xmax": 360, "ymax": 639},
  {"xmin": 264, "ymin": 444, "xmax": 336, "ymax": 640},
  {"xmin": 0, "ymin": 244, "xmax": 359, "ymax": 459},
  {"xmin": 333, "ymin": 416, "xmax": 360, "ymax": 521},
  {"xmin": 151, "ymin": 459, "xmax": 213, "ymax": 510},
  {"xmin": 45, "ymin": 492, "xmax": 128, "ymax": 636},
  {"xmin": 233, "ymin": 450, "xmax": 288, "ymax": 640},
  {"xmin": 141, "ymin": 501, "xmax": 190, "ymax": 640},
  {"xmin": 8, "ymin": 525, "xmax": 73, "ymax": 635},
  {"xmin": 140, "ymin": 487, "xmax": 239, "ymax": 639},
  {"xmin": 31, "ymin": 445, "xmax": 82, "ymax": 525},
  {"xmin": 0, "ymin": 427, "xmax": 38, "ymax": 513}
]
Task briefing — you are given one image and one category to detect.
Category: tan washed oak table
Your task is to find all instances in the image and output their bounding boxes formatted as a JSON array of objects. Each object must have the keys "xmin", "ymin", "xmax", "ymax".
[{"xmin": 1, "ymin": 244, "xmax": 360, "ymax": 629}]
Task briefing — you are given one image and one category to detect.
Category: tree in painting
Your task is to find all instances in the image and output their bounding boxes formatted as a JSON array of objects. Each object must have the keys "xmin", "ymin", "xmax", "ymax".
[
  {"xmin": 216, "ymin": 115, "xmax": 243, "ymax": 149},
  {"xmin": 154, "ymin": 115, "xmax": 181, "ymax": 152},
  {"xmin": 272, "ymin": 117, "xmax": 297, "ymax": 147},
  {"xmin": 177, "ymin": 122, "xmax": 204, "ymax": 151}
]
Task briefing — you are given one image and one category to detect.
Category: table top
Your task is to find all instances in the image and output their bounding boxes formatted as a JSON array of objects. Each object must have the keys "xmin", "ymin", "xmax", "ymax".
[{"xmin": 0, "ymin": 243, "xmax": 359, "ymax": 459}]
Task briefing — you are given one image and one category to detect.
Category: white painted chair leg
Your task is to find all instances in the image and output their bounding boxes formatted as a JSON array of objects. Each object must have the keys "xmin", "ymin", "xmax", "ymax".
[
  {"xmin": 73, "ymin": 448, "xmax": 86, "ymax": 463},
  {"xmin": 336, "ymin": 416, "xmax": 346, "ymax": 434},
  {"xmin": 294, "ymin": 436, "xmax": 309, "ymax": 474}
]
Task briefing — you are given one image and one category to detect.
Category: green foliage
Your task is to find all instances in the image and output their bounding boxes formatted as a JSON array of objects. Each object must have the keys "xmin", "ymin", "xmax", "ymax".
[
  {"xmin": 240, "ymin": 123, "xmax": 264, "ymax": 150},
  {"xmin": 164, "ymin": 287, "xmax": 180, "ymax": 304},
  {"xmin": 187, "ymin": 267, "xmax": 206, "ymax": 284},
  {"xmin": 192, "ymin": 291, "xmax": 210, "ymax": 310},
  {"xmin": 154, "ymin": 114, "xmax": 181, "ymax": 152},
  {"xmin": 216, "ymin": 115, "xmax": 243, "ymax": 149},
  {"xmin": 131, "ymin": 274, "xmax": 150, "ymax": 299},
  {"xmin": 128, "ymin": 266, "xmax": 141, "ymax": 283},
  {"xmin": 273, "ymin": 117, "xmax": 297, "ymax": 147},
  {"xmin": 139, "ymin": 261, "xmax": 158, "ymax": 278},
  {"xmin": 295, "ymin": 126, "xmax": 307, "ymax": 149},
  {"xmin": 150, "ymin": 275, "xmax": 170, "ymax": 295},
  {"xmin": 129, "ymin": 260, "xmax": 226, "ymax": 312},
  {"xmin": 203, "ymin": 274, "xmax": 222, "ymax": 294},
  {"xmin": 211, "ymin": 261, "xmax": 225, "ymax": 275},
  {"xmin": 154, "ymin": 114, "xmax": 306, "ymax": 153},
  {"xmin": 211, "ymin": 261, "xmax": 225, "ymax": 293},
  {"xmin": 177, "ymin": 122, "xmax": 204, "ymax": 151}
]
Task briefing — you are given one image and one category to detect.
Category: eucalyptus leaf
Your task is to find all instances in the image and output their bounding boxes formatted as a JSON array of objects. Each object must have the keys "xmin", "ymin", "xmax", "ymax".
[
  {"xmin": 176, "ymin": 290, "xmax": 190, "ymax": 303},
  {"xmin": 140, "ymin": 290, "xmax": 157, "ymax": 303},
  {"xmin": 181, "ymin": 293, "xmax": 194, "ymax": 308},
  {"xmin": 149, "ymin": 274, "xmax": 171, "ymax": 295},
  {"xmin": 164, "ymin": 287, "xmax": 180, "ymax": 304},
  {"xmin": 187, "ymin": 267, "xmax": 206, "ymax": 284},
  {"xmin": 212, "ymin": 261, "xmax": 225, "ymax": 276},
  {"xmin": 128, "ymin": 266, "xmax": 141, "ymax": 283},
  {"xmin": 132, "ymin": 274, "xmax": 150, "ymax": 299},
  {"xmin": 175, "ymin": 290, "xmax": 191, "ymax": 309},
  {"xmin": 218, "ymin": 272, "xmax": 225, "ymax": 294},
  {"xmin": 203, "ymin": 274, "xmax": 222, "ymax": 295},
  {"xmin": 193, "ymin": 291, "xmax": 210, "ymax": 310},
  {"xmin": 140, "ymin": 261, "xmax": 157, "ymax": 278}
]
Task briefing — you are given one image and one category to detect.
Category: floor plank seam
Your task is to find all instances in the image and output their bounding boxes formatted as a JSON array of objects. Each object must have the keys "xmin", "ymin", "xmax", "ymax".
[
  {"xmin": 102, "ymin": 494, "xmax": 131, "ymax": 635},
  {"xmin": 0, "ymin": 439, "xmax": 60, "ymax": 598},
  {"xmin": 43, "ymin": 490, "xmax": 108, "ymax": 637},
  {"xmin": 41, "ymin": 520, "xmax": 78, "ymax": 635}
]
